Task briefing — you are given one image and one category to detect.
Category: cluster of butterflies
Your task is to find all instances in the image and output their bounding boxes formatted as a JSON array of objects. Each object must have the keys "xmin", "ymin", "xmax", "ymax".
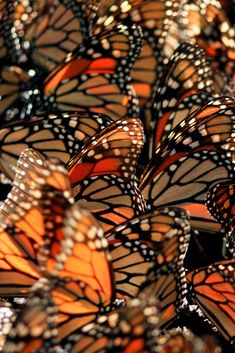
[{"xmin": 0, "ymin": 0, "xmax": 235, "ymax": 352}]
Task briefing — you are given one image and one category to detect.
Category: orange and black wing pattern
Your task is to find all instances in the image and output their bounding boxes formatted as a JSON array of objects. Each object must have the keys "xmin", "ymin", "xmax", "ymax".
[
  {"xmin": 150, "ymin": 42, "xmax": 214, "ymax": 157},
  {"xmin": 3, "ymin": 278, "xmax": 58, "ymax": 353},
  {"xmin": 0, "ymin": 111, "xmax": 113, "ymax": 181},
  {"xmin": 107, "ymin": 207, "xmax": 191, "ymax": 299},
  {"xmin": 94, "ymin": 0, "xmax": 181, "ymax": 130},
  {"xmin": 207, "ymin": 181, "xmax": 235, "ymax": 236},
  {"xmin": 140, "ymin": 97, "xmax": 235, "ymax": 233},
  {"xmin": 181, "ymin": 0, "xmax": 235, "ymax": 77},
  {"xmin": 64, "ymin": 296, "xmax": 161, "ymax": 353},
  {"xmin": 66, "ymin": 117, "xmax": 146, "ymax": 232},
  {"xmin": 41, "ymin": 203, "xmax": 116, "ymax": 342},
  {"xmin": 73, "ymin": 174, "xmax": 146, "ymax": 233},
  {"xmin": 187, "ymin": 259, "xmax": 235, "ymax": 346},
  {"xmin": 1, "ymin": 0, "xmax": 93, "ymax": 72},
  {"xmin": 0, "ymin": 148, "xmax": 117, "ymax": 342},
  {"xmin": 0, "ymin": 148, "xmax": 73, "ymax": 296},
  {"xmin": 43, "ymin": 23, "xmax": 142, "ymax": 120},
  {"xmin": 67, "ymin": 117, "xmax": 144, "ymax": 185},
  {"xmin": 133, "ymin": 209, "xmax": 191, "ymax": 328}
]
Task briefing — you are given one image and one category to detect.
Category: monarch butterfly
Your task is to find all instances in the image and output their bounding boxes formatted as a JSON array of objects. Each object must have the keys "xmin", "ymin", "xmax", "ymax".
[
  {"xmin": 73, "ymin": 174, "xmax": 147, "ymax": 232},
  {"xmin": 0, "ymin": 148, "xmax": 118, "ymax": 340},
  {"xmin": 180, "ymin": 0, "xmax": 235, "ymax": 76},
  {"xmin": 40, "ymin": 204, "xmax": 119, "ymax": 342},
  {"xmin": 149, "ymin": 42, "xmax": 215, "ymax": 158},
  {"xmin": 1, "ymin": 4, "xmax": 142, "ymax": 122},
  {"xmin": 0, "ymin": 0, "xmax": 92, "ymax": 72},
  {"xmin": 64, "ymin": 296, "xmax": 161, "ymax": 353},
  {"xmin": 140, "ymin": 97, "xmax": 235, "ymax": 234},
  {"xmin": 0, "ymin": 65, "xmax": 31, "ymax": 124},
  {"xmin": 0, "ymin": 149, "xmax": 74, "ymax": 296},
  {"xmin": 206, "ymin": 181, "xmax": 235, "ymax": 252},
  {"xmin": 19, "ymin": 0, "xmax": 94, "ymax": 73},
  {"xmin": 187, "ymin": 259, "xmax": 235, "ymax": 346},
  {"xmin": 0, "ymin": 149, "xmax": 155, "ymax": 343},
  {"xmin": 138, "ymin": 231, "xmax": 190, "ymax": 329},
  {"xmin": 0, "ymin": 149, "xmax": 193, "ymax": 344},
  {"xmin": 67, "ymin": 117, "xmax": 144, "ymax": 186},
  {"xmin": 39, "ymin": 175, "xmax": 190, "ymax": 331},
  {"xmin": 66, "ymin": 117, "xmax": 146, "ymax": 230},
  {"xmin": 42, "ymin": 23, "xmax": 142, "ymax": 120},
  {"xmin": 107, "ymin": 207, "xmax": 191, "ymax": 299},
  {"xmin": 93, "ymin": 0, "xmax": 181, "ymax": 130},
  {"xmin": 207, "ymin": 182, "xmax": 235, "ymax": 234},
  {"xmin": 3, "ymin": 277, "xmax": 58, "ymax": 353},
  {"xmin": 0, "ymin": 111, "xmax": 113, "ymax": 182},
  {"xmin": 4, "ymin": 285, "xmax": 161, "ymax": 353}
]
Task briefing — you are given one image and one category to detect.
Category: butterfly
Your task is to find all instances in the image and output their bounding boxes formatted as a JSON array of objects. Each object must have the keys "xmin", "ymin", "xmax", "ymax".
[
  {"xmin": 0, "ymin": 1, "xmax": 98, "ymax": 123},
  {"xmin": 4, "ymin": 281, "xmax": 161, "ymax": 353},
  {"xmin": 64, "ymin": 296, "xmax": 161, "ymax": 353},
  {"xmin": 1, "ymin": 4, "xmax": 142, "ymax": 122},
  {"xmin": 93, "ymin": 0, "xmax": 181, "ymax": 130},
  {"xmin": 0, "ymin": 148, "xmax": 118, "ymax": 341},
  {"xmin": 66, "ymin": 115, "xmax": 191, "ymax": 301},
  {"xmin": 0, "ymin": 0, "xmax": 93, "ymax": 72},
  {"xmin": 19, "ymin": 0, "xmax": 97, "ymax": 73},
  {"xmin": 140, "ymin": 96, "xmax": 235, "ymax": 234},
  {"xmin": 3, "ymin": 277, "xmax": 59, "ymax": 353},
  {"xmin": 0, "ymin": 150, "xmax": 164, "ymax": 344},
  {"xmin": 138, "ymin": 231, "xmax": 190, "ymax": 328},
  {"xmin": 187, "ymin": 259, "xmax": 235, "ymax": 346},
  {"xmin": 0, "ymin": 65, "xmax": 32, "ymax": 124},
  {"xmin": 0, "ymin": 111, "xmax": 113, "ymax": 182},
  {"xmin": 0, "ymin": 148, "xmax": 193, "ymax": 345},
  {"xmin": 0, "ymin": 148, "xmax": 74, "ymax": 296},
  {"xmin": 207, "ymin": 181, "xmax": 235, "ymax": 251},
  {"xmin": 107, "ymin": 207, "xmax": 191, "ymax": 300},
  {"xmin": 180, "ymin": 0, "xmax": 235, "ymax": 77},
  {"xmin": 207, "ymin": 181, "xmax": 235, "ymax": 234},
  {"xmin": 149, "ymin": 41, "xmax": 215, "ymax": 158},
  {"xmin": 66, "ymin": 117, "xmax": 147, "ymax": 231},
  {"xmin": 41, "ymin": 23, "xmax": 143, "ymax": 120},
  {"xmin": 67, "ymin": 117, "xmax": 144, "ymax": 185}
]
